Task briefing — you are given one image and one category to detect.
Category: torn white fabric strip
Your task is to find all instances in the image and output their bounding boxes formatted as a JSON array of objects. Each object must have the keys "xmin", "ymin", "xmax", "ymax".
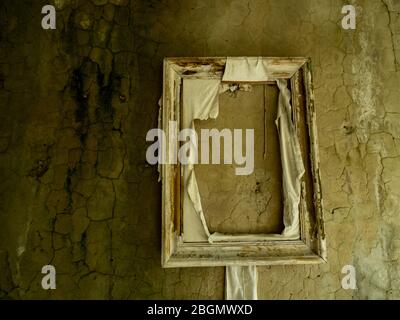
[
  {"xmin": 222, "ymin": 57, "xmax": 300, "ymax": 82},
  {"xmin": 276, "ymin": 79, "xmax": 305, "ymax": 238},
  {"xmin": 222, "ymin": 57, "xmax": 272, "ymax": 82},
  {"xmin": 182, "ymin": 79, "xmax": 221, "ymax": 126},
  {"xmin": 225, "ymin": 266, "xmax": 258, "ymax": 300},
  {"xmin": 182, "ymin": 79, "xmax": 222, "ymax": 242},
  {"xmin": 187, "ymin": 168, "xmax": 210, "ymax": 238}
]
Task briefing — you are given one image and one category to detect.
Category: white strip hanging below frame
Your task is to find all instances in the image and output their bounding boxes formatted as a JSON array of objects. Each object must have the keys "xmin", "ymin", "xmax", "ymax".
[{"xmin": 225, "ymin": 266, "xmax": 258, "ymax": 300}]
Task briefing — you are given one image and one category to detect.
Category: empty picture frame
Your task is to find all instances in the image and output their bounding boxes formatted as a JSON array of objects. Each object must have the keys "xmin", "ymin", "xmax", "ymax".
[{"xmin": 160, "ymin": 57, "xmax": 326, "ymax": 268}]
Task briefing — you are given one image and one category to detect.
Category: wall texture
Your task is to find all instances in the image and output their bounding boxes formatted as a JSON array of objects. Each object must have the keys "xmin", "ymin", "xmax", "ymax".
[{"xmin": 0, "ymin": 0, "xmax": 399, "ymax": 299}]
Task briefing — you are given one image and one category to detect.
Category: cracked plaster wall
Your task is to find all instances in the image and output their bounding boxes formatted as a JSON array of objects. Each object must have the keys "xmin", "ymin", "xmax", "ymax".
[{"xmin": 0, "ymin": 0, "xmax": 399, "ymax": 299}]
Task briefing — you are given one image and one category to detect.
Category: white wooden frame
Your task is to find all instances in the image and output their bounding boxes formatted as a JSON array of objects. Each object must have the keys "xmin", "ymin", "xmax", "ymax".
[{"xmin": 161, "ymin": 57, "xmax": 326, "ymax": 268}]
